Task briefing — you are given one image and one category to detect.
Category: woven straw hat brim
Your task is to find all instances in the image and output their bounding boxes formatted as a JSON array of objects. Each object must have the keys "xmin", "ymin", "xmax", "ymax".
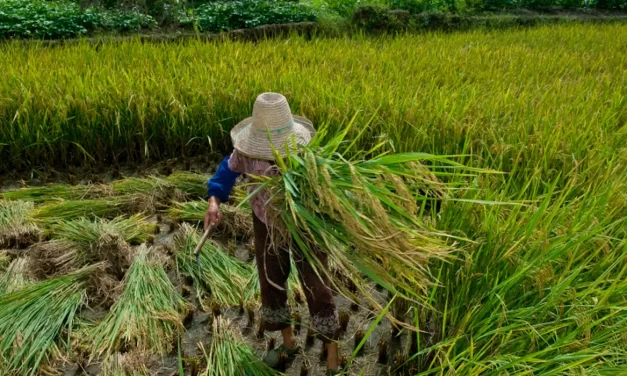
[{"xmin": 231, "ymin": 115, "xmax": 316, "ymax": 160}]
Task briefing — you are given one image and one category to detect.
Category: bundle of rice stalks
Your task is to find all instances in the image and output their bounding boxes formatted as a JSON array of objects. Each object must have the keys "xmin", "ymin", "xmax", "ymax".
[
  {"xmin": 30, "ymin": 194, "xmax": 155, "ymax": 224},
  {"xmin": 0, "ymin": 200, "xmax": 39, "ymax": 248},
  {"xmin": 168, "ymin": 201, "xmax": 253, "ymax": 238},
  {"xmin": 0, "ymin": 264, "xmax": 100, "ymax": 376},
  {"xmin": 258, "ymin": 121, "xmax": 487, "ymax": 306},
  {"xmin": 0, "ymin": 183, "xmax": 105, "ymax": 202},
  {"xmin": 47, "ymin": 215, "xmax": 158, "ymax": 246},
  {"xmin": 89, "ymin": 246, "xmax": 188, "ymax": 358},
  {"xmin": 166, "ymin": 172, "xmax": 210, "ymax": 199},
  {"xmin": 199, "ymin": 317, "xmax": 277, "ymax": 376},
  {"xmin": 31, "ymin": 216, "xmax": 150, "ymax": 280},
  {"xmin": 174, "ymin": 224, "xmax": 252, "ymax": 307},
  {"xmin": 100, "ymin": 352, "xmax": 151, "ymax": 376},
  {"xmin": 0, "ymin": 257, "xmax": 35, "ymax": 294},
  {"xmin": 110, "ymin": 176, "xmax": 186, "ymax": 204}
]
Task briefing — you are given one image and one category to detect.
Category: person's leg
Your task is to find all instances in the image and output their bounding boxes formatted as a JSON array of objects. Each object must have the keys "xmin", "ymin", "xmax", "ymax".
[
  {"xmin": 254, "ymin": 214, "xmax": 293, "ymax": 339},
  {"xmin": 294, "ymin": 249, "xmax": 340, "ymax": 371}
]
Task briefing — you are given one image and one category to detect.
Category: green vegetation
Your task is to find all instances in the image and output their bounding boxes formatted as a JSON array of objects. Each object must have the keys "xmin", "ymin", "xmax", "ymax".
[
  {"xmin": 0, "ymin": 257, "xmax": 34, "ymax": 294},
  {"xmin": 0, "ymin": 21, "xmax": 625, "ymax": 375},
  {"xmin": 200, "ymin": 317, "xmax": 278, "ymax": 376},
  {"xmin": 89, "ymin": 246, "xmax": 187, "ymax": 357},
  {"xmin": 0, "ymin": 264, "xmax": 98, "ymax": 376},
  {"xmin": 180, "ymin": 0, "xmax": 318, "ymax": 32},
  {"xmin": 174, "ymin": 224, "xmax": 252, "ymax": 307},
  {"xmin": 0, "ymin": 0, "xmax": 156, "ymax": 39},
  {"xmin": 0, "ymin": 200, "xmax": 39, "ymax": 247},
  {"xmin": 46, "ymin": 215, "xmax": 157, "ymax": 245}
]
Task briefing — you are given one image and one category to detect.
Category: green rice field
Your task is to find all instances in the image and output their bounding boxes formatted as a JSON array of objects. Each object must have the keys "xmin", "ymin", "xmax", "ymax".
[{"xmin": 0, "ymin": 23, "xmax": 626, "ymax": 375}]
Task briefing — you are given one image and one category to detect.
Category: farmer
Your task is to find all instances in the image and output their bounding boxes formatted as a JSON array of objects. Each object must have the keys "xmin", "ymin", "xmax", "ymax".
[{"xmin": 204, "ymin": 93, "xmax": 341, "ymax": 375}]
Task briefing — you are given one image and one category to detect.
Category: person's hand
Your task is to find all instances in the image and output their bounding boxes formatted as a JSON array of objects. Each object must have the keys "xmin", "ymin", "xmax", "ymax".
[{"xmin": 204, "ymin": 196, "xmax": 222, "ymax": 231}]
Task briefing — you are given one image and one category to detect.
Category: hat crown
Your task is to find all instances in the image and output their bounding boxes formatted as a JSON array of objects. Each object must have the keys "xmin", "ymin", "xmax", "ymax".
[{"xmin": 251, "ymin": 93, "xmax": 294, "ymax": 131}]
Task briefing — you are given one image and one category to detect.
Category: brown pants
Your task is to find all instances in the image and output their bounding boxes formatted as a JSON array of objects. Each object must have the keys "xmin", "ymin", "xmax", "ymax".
[{"xmin": 253, "ymin": 214, "xmax": 339, "ymax": 342}]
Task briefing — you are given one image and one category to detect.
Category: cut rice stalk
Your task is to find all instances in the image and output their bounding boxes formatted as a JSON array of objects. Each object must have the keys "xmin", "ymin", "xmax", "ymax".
[
  {"xmin": 30, "ymin": 194, "xmax": 155, "ymax": 224},
  {"xmin": 46, "ymin": 215, "xmax": 158, "ymax": 246},
  {"xmin": 166, "ymin": 172, "xmax": 210, "ymax": 200},
  {"xmin": 256, "ymin": 121, "xmax": 490, "ymax": 308},
  {"xmin": 0, "ymin": 257, "xmax": 35, "ymax": 294},
  {"xmin": 168, "ymin": 201, "xmax": 253, "ymax": 239},
  {"xmin": 199, "ymin": 317, "xmax": 278, "ymax": 376},
  {"xmin": 0, "ymin": 184, "xmax": 106, "ymax": 202},
  {"xmin": 0, "ymin": 264, "xmax": 101, "ymax": 376},
  {"xmin": 89, "ymin": 245, "xmax": 188, "ymax": 358},
  {"xmin": 0, "ymin": 200, "xmax": 39, "ymax": 248},
  {"xmin": 110, "ymin": 176, "xmax": 186, "ymax": 204},
  {"xmin": 174, "ymin": 224, "xmax": 252, "ymax": 307}
]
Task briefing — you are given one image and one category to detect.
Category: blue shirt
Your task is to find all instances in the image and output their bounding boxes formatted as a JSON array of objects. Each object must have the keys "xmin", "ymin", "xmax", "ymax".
[{"xmin": 207, "ymin": 156, "xmax": 241, "ymax": 202}]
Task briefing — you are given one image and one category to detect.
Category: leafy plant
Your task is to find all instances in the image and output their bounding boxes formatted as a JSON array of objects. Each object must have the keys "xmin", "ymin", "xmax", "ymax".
[
  {"xmin": 179, "ymin": 0, "xmax": 317, "ymax": 32},
  {"xmin": 0, "ymin": 0, "xmax": 155, "ymax": 39}
]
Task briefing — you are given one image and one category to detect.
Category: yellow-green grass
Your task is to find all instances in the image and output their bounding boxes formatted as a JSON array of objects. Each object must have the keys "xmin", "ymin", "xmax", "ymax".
[{"xmin": 0, "ymin": 24, "xmax": 624, "ymax": 192}]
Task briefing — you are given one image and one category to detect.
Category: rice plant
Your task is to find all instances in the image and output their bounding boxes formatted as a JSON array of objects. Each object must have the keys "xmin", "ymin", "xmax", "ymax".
[
  {"xmin": 166, "ymin": 172, "xmax": 211, "ymax": 199},
  {"xmin": 0, "ymin": 257, "xmax": 35, "ymax": 294},
  {"xmin": 30, "ymin": 194, "xmax": 154, "ymax": 224},
  {"xmin": 89, "ymin": 245, "xmax": 188, "ymax": 358},
  {"xmin": 0, "ymin": 184, "xmax": 104, "ymax": 202},
  {"xmin": 200, "ymin": 317, "xmax": 278, "ymax": 376},
  {"xmin": 253, "ymin": 120, "xmax": 489, "ymax": 308},
  {"xmin": 0, "ymin": 264, "xmax": 100, "ymax": 376},
  {"xmin": 168, "ymin": 201, "xmax": 253, "ymax": 238},
  {"xmin": 174, "ymin": 224, "xmax": 252, "ymax": 307},
  {"xmin": 32, "ymin": 215, "xmax": 155, "ymax": 280},
  {"xmin": 0, "ymin": 200, "xmax": 39, "ymax": 248},
  {"xmin": 47, "ymin": 215, "xmax": 158, "ymax": 246}
]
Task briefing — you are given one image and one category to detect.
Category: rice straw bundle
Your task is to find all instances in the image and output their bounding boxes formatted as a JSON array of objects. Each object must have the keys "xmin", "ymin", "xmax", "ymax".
[
  {"xmin": 168, "ymin": 201, "xmax": 253, "ymax": 238},
  {"xmin": 0, "ymin": 184, "xmax": 105, "ymax": 202},
  {"xmin": 166, "ymin": 172, "xmax": 210, "ymax": 199},
  {"xmin": 47, "ymin": 215, "xmax": 158, "ymax": 246},
  {"xmin": 30, "ymin": 194, "xmax": 155, "ymax": 224},
  {"xmin": 110, "ymin": 176, "xmax": 186, "ymax": 203},
  {"xmin": 257, "ymin": 121, "xmax": 485, "ymax": 305},
  {"xmin": 200, "ymin": 317, "xmax": 277, "ymax": 376},
  {"xmin": 100, "ymin": 352, "xmax": 151, "ymax": 376},
  {"xmin": 89, "ymin": 246, "xmax": 188, "ymax": 358},
  {"xmin": 0, "ymin": 257, "xmax": 35, "ymax": 294},
  {"xmin": 0, "ymin": 200, "xmax": 39, "ymax": 248},
  {"xmin": 174, "ymin": 224, "xmax": 252, "ymax": 307},
  {"xmin": 0, "ymin": 264, "xmax": 100, "ymax": 376}
]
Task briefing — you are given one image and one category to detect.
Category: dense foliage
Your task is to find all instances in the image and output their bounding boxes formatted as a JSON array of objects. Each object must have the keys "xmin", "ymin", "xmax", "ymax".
[
  {"xmin": 0, "ymin": 0, "xmax": 156, "ymax": 39},
  {"xmin": 179, "ymin": 0, "xmax": 318, "ymax": 32}
]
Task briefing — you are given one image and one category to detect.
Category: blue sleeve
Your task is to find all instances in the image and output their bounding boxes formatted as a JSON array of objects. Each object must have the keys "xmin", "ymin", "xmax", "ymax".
[{"xmin": 207, "ymin": 156, "xmax": 241, "ymax": 202}]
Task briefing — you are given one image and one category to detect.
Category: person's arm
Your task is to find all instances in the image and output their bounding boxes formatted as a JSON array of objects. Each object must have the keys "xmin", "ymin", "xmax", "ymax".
[
  {"xmin": 206, "ymin": 155, "xmax": 241, "ymax": 203},
  {"xmin": 205, "ymin": 155, "xmax": 241, "ymax": 229}
]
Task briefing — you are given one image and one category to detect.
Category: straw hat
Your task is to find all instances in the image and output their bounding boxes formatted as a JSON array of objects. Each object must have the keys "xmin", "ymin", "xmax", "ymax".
[{"xmin": 231, "ymin": 92, "xmax": 316, "ymax": 160}]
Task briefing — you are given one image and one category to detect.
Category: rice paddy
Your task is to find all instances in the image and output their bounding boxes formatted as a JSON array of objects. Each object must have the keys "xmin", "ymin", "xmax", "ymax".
[{"xmin": 0, "ymin": 22, "xmax": 626, "ymax": 375}]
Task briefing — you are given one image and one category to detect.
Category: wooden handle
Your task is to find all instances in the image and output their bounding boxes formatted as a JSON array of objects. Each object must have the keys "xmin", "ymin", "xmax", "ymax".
[{"xmin": 193, "ymin": 226, "xmax": 214, "ymax": 255}]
